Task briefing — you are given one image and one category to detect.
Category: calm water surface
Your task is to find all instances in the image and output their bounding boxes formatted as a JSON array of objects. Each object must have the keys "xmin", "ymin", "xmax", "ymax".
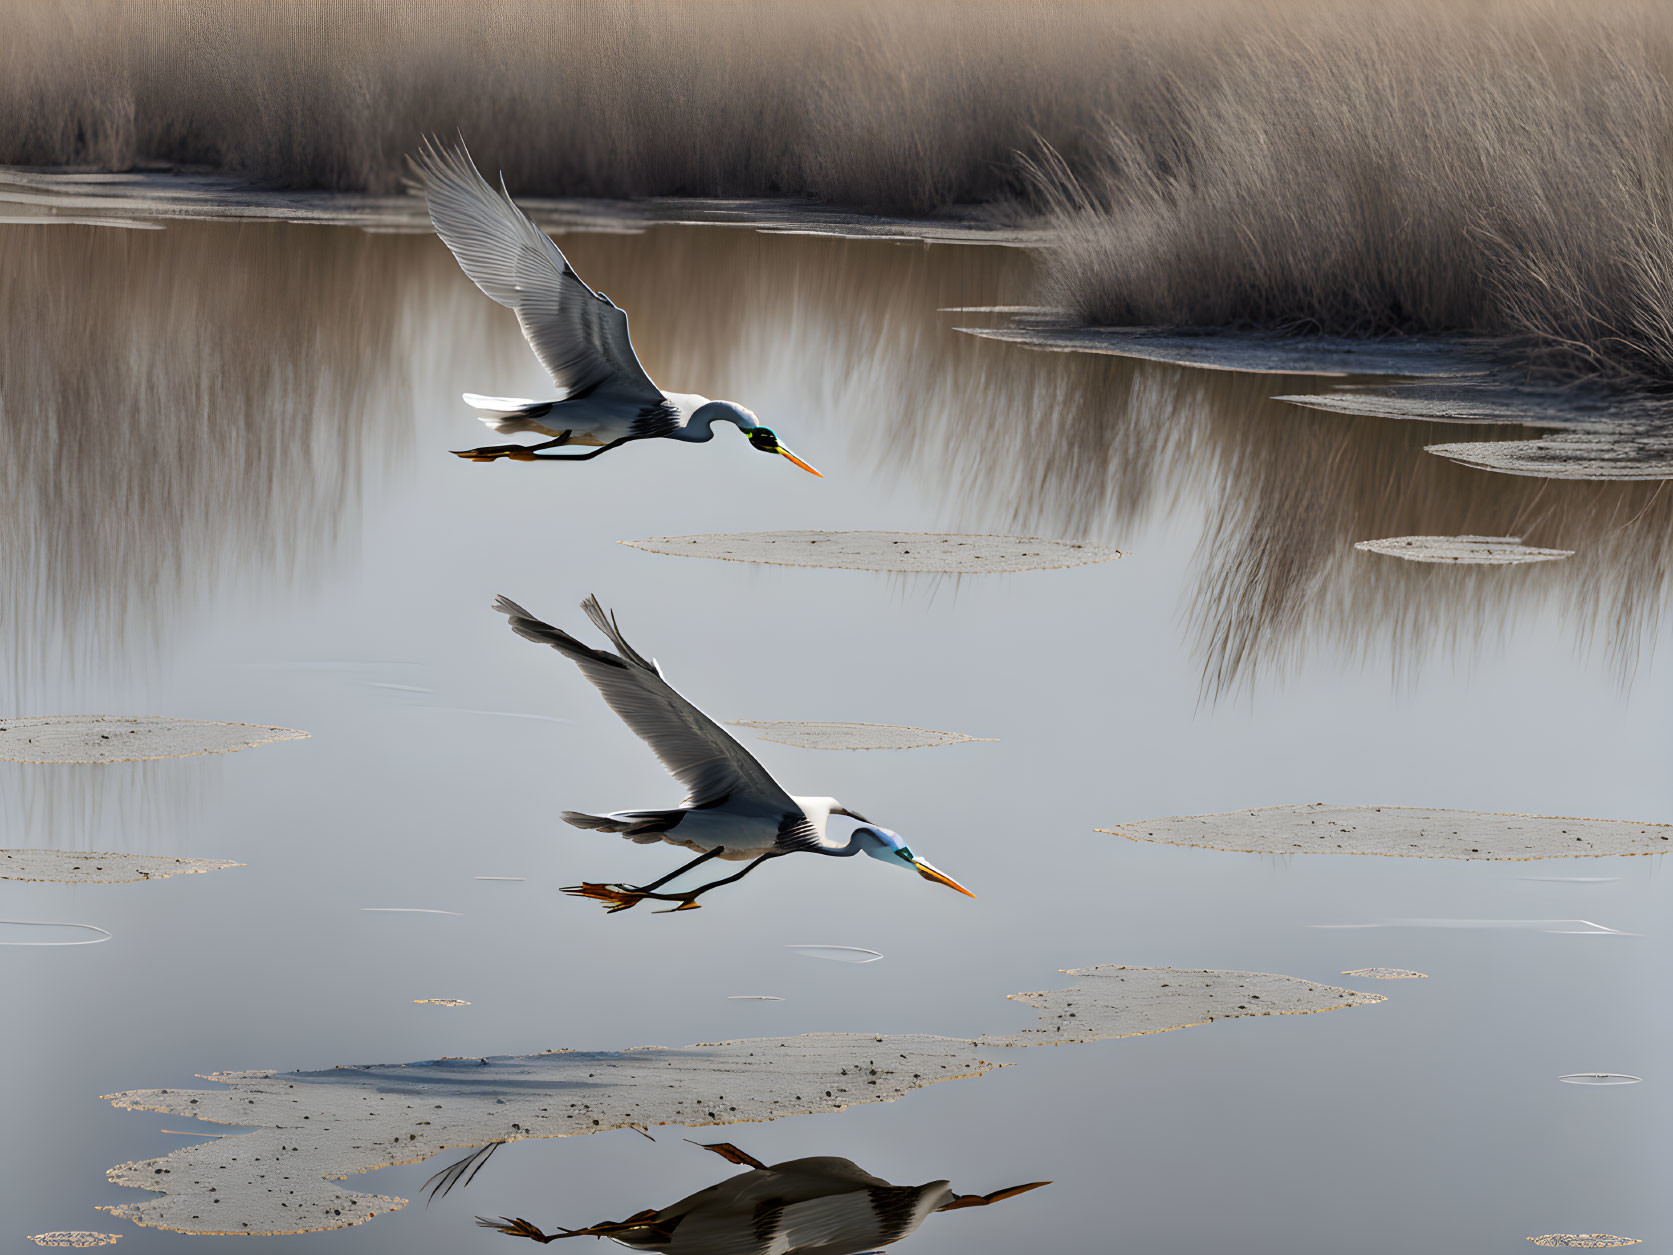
[{"xmin": 3, "ymin": 218, "xmax": 1670, "ymax": 1252}]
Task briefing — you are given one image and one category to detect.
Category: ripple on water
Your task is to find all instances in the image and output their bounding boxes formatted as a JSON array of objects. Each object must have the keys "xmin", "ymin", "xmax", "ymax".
[
  {"xmin": 0, "ymin": 921, "xmax": 112, "ymax": 946},
  {"xmin": 621, "ymin": 531, "xmax": 1120, "ymax": 575},
  {"xmin": 787, "ymin": 945, "xmax": 884, "ymax": 963}
]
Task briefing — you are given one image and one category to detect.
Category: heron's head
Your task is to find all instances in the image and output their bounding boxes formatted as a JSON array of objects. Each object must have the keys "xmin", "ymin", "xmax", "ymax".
[
  {"xmin": 854, "ymin": 825, "xmax": 975, "ymax": 897},
  {"xmin": 730, "ymin": 408, "xmax": 821, "ymax": 477}
]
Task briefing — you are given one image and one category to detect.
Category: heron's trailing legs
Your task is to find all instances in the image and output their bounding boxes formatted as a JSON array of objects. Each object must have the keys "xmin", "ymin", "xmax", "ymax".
[
  {"xmin": 564, "ymin": 851, "xmax": 786, "ymax": 913},
  {"xmin": 453, "ymin": 435, "xmax": 633, "ymax": 462},
  {"xmin": 476, "ymin": 1211, "xmax": 670, "ymax": 1244}
]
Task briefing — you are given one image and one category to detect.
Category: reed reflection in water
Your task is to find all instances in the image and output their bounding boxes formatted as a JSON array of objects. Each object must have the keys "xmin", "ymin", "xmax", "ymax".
[
  {"xmin": 5, "ymin": 215, "xmax": 1666, "ymax": 705},
  {"xmin": 0, "ymin": 219, "xmax": 444, "ymax": 704},
  {"xmin": 547, "ymin": 225, "xmax": 1672, "ymax": 696}
]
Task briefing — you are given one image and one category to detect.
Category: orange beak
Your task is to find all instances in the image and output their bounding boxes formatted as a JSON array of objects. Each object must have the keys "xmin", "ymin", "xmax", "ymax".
[
  {"xmin": 777, "ymin": 446, "xmax": 823, "ymax": 477},
  {"xmin": 913, "ymin": 858, "xmax": 976, "ymax": 898}
]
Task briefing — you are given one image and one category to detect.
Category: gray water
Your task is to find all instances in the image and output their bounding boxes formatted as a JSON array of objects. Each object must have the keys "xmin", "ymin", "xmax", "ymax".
[{"xmin": 3, "ymin": 218, "xmax": 1670, "ymax": 1253}]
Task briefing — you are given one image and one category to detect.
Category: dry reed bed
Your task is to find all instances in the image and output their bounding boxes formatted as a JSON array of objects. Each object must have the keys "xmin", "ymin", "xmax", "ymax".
[{"xmin": 8, "ymin": 0, "xmax": 1673, "ymax": 380}]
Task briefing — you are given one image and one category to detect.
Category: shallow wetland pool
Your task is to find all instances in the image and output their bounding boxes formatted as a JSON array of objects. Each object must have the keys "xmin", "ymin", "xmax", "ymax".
[{"xmin": 3, "ymin": 211, "xmax": 1671, "ymax": 1252}]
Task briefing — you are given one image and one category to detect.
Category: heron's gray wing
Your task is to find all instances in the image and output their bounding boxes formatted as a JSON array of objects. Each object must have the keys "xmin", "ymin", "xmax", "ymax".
[
  {"xmin": 411, "ymin": 139, "xmax": 662, "ymax": 404},
  {"xmin": 493, "ymin": 596, "xmax": 799, "ymax": 813}
]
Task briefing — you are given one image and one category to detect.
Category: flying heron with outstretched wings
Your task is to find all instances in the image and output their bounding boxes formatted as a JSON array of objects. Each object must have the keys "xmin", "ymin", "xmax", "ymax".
[
  {"xmin": 410, "ymin": 139, "xmax": 821, "ymax": 475},
  {"xmin": 493, "ymin": 594, "xmax": 974, "ymax": 913}
]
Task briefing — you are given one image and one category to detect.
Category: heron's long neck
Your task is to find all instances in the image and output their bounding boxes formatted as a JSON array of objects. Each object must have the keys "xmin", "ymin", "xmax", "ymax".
[
  {"xmin": 671, "ymin": 399, "xmax": 743, "ymax": 444},
  {"xmin": 796, "ymin": 796, "xmax": 866, "ymax": 857}
]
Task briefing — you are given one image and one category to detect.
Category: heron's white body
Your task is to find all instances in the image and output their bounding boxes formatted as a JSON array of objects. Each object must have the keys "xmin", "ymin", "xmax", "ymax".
[
  {"xmin": 469, "ymin": 391, "xmax": 714, "ymax": 446},
  {"xmin": 596, "ymin": 795, "xmax": 841, "ymax": 860}
]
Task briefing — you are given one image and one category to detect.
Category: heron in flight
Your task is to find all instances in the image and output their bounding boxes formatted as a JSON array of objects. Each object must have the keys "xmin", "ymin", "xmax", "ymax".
[
  {"xmin": 493, "ymin": 595, "xmax": 975, "ymax": 912},
  {"xmin": 410, "ymin": 139, "xmax": 821, "ymax": 476},
  {"xmin": 428, "ymin": 1138, "xmax": 1049, "ymax": 1252}
]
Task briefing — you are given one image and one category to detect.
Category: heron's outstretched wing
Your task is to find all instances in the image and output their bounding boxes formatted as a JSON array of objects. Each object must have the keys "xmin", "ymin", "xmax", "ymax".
[
  {"xmin": 411, "ymin": 139, "xmax": 662, "ymax": 404},
  {"xmin": 494, "ymin": 595, "xmax": 800, "ymax": 814}
]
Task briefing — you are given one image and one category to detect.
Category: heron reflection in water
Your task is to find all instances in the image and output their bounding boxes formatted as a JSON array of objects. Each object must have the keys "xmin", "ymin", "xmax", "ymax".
[
  {"xmin": 493, "ymin": 595, "xmax": 975, "ymax": 912},
  {"xmin": 426, "ymin": 1139, "xmax": 1049, "ymax": 1251},
  {"xmin": 410, "ymin": 139, "xmax": 821, "ymax": 476}
]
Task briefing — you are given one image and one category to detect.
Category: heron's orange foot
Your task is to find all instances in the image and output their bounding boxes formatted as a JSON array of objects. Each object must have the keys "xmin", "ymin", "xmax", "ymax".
[
  {"xmin": 562, "ymin": 882, "xmax": 647, "ymax": 912},
  {"xmin": 452, "ymin": 444, "xmax": 530, "ymax": 461},
  {"xmin": 652, "ymin": 896, "xmax": 703, "ymax": 914}
]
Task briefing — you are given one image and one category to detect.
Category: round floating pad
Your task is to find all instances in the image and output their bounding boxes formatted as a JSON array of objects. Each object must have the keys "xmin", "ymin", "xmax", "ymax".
[
  {"xmin": 728, "ymin": 721, "xmax": 992, "ymax": 750},
  {"xmin": 413, "ymin": 999, "xmax": 470, "ymax": 1007},
  {"xmin": 979, "ymin": 965, "xmax": 1382, "ymax": 1047},
  {"xmin": 29, "ymin": 1236, "xmax": 122, "ymax": 1249},
  {"xmin": 1, "ymin": 850, "xmax": 241, "ymax": 884},
  {"xmin": 1101, "ymin": 803, "xmax": 1673, "ymax": 860},
  {"xmin": 1353, "ymin": 535, "xmax": 1573, "ymax": 564},
  {"xmin": 0, "ymin": 716, "xmax": 308, "ymax": 764},
  {"xmin": 621, "ymin": 531, "xmax": 1119, "ymax": 574},
  {"xmin": 1528, "ymin": 1237, "xmax": 1641, "ymax": 1248},
  {"xmin": 1341, "ymin": 968, "xmax": 1428, "ymax": 980}
]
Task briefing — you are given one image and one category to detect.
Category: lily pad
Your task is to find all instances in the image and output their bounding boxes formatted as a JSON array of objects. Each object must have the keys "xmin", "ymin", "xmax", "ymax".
[
  {"xmin": 28, "ymin": 1236, "xmax": 122, "ymax": 1249},
  {"xmin": 0, "ymin": 717, "xmax": 307, "ymax": 764},
  {"xmin": 621, "ymin": 531, "xmax": 1119, "ymax": 574},
  {"xmin": 979, "ymin": 966, "xmax": 1381, "ymax": 1047},
  {"xmin": 1557, "ymin": 1074, "xmax": 1641, "ymax": 1086},
  {"xmin": 1101, "ymin": 804, "xmax": 1673, "ymax": 860},
  {"xmin": 1427, "ymin": 432, "xmax": 1673, "ymax": 481},
  {"xmin": 1341, "ymin": 968, "xmax": 1428, "ymax": 980},
  {"xmin": 0, "ymin": 850, "xmax": 241, "ymax": 884},
  {"xmin": 1352, "ymin": 536, "xmax": 1573, "ymax": 564},
  {"xmin": 728, "ymin": 721, "xmax": 993, "ymax": 750}
]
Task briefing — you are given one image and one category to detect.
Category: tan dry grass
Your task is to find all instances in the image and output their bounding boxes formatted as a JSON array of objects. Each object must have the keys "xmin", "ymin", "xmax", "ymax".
[{"xmin": 9, "ymin": 0, "xmax": 1673, "ymax": 378}]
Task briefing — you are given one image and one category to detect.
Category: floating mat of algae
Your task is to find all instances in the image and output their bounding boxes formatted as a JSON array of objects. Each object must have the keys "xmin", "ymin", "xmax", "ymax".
[
  {"xmin": 99, "ymin": 966, "xmax": 1380, "ymax": 1235},
  {"xmin": 1101, "ymin": 803, "xmax": 1673, "ymax": 860},
  {"xmin": 1352, "ymin": 536, "xmax": 1574, "ymax": 565},
  {"xmin": 99, "ymin": 1035, "xmax": 999, "ymax": 1235},
  {"xmin": 1528, "ymin": 1237, "xmax": 1641, "ymax": 1248},
  {"xmin": 0, "ymin": 851, "xmax": 241, "ymax": 884},
  {"xmin": 1341, "ymin": 968, "xmax": 1428, "ymax": 980},
  {"xmin": 728, "ymin": 721, "xmax": 993, "ymax": 750},
  {"xmin": 976, "ymin": 966, "xmax": 1382, "ymax": 1047},
  {"xmin": 0, "ymin": 717, "xmax": 308, "ymax": 764},
  {"xmin": 620, "ymin": 532, "xmax": 1119, "ymax": 575},
  {"xmin": 29, "ymin": 1236, "xmax": 122, "ymax": 1248},
  {"xmin": 412, "ymin": 999, "xmax": 470, "ymax": 1008},
  {"xmin": 1428, "ymin": 432, "xmax": 1673, "ymax": 482}
]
